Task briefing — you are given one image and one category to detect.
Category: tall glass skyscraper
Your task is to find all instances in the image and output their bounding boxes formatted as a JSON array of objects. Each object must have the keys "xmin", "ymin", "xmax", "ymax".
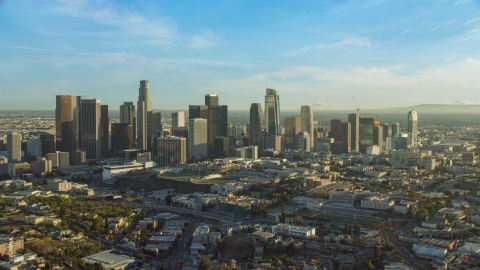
[
  {"xmin": 300, "ymin": 105, "xmax": 314, "ymax": 152},
  {"xmin": 348, "ymin": 113, "xmax": 360, "ymax": 152},
  {"xmin": 265, "ymin": 88, "xmax": 280, "ymax": 135},
  {"xmin": 249, "ymin": 103, "xmax": 262, "ymax": 148},
  {"xmin": 137, "ymin": 80, "xmax": 152, "ymax": 150},
  {"xmin": 408, "ymin": 110, "xmax": 418, "ymax": 149}
]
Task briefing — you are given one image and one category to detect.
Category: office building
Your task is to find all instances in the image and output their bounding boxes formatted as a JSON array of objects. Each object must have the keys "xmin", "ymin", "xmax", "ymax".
[
  {"xmin": 0, "ymin": 159, "xmax": 16, "ymax": 178},
  {"xmin": 80, "ymin": 98, "xmax": 101, "ymax": 159},
  {"xmin": 172, "ymin": 111, "xmax": 185, "ymax": 129},
  {"xmin": 265, "ymin": 88, "xmax": 281, "ymax": 135},
  {"xmin": 120, "ymin": 102, "xmax": 136, "ymax": 146},
  {"xmin": 157, "ymin": 137, "xmax": 186, "ymax": 167},
  {"xmin": 295, "ymin": 132, "xmax": 311, "ymax": 152},
  {"xmin": 359, "ymin": 118, "xmax": 374, "ymax": 154},
  {"xmin": 189, "ymin": 105, "xmax": 208, "ymax": 120},
  {"xmin": 47, "ymin": 179, "xmax": 72, "ymax": 193},
  {"xmin": 111, "ymin": 123, "xmax": 133, "ymax": 153},
  {"xmin": 7, "ymin": 133, "xmax": 22, "ymax": 163},
  {"xmin": 55, "ymin": 95, "xmax": 80, "ymax": 152},
  {"xmin": 26, "ymin": 139, "xmax": 42, "ymax": 159},
  {"xmin": 152, "ymin": 110, "xmax": 162, "ymax": 135},
  {"xmin": 316, "ymin": 138, "xmax": 333, "ymax": 153},
  {"xmin": 300, "ymin": 105, "xmax": 314, "ymax": 152},
  {"xmin": 70, "ymin": 150, "xmax": 86, "ymax": 165},
  {"xmin": 348, "ymin": 113, "xmax": 360, "ymax": 152},
  {"xmin": 284, "ymin": 116, "xmax": 301, "ymax": 150},
  {"xmin": 0, "ymin": 137, "xmax": 6, "ymax": 152},
  {"xmin": 30, "ymin": 158, "xmax": 53, "ymax": 174},
  {"xmin": 249, "ymin": 103, "xmax": 262, "ymax": 148},
  {"xmin": 236, "ymin": 146, "xmax": 258, "ymax": 159},
  {"xmin": 392, "ymin": 123, "xmax": 400, "ymax": 137},
  {"xmin": 263, "ymin": 134, "xmax": 282, "ymax": 154},
  {"xmin": 214, "ymin": 137, "xmax": 231, "ymax": 157},
  {"xmin": 408, "ymin": 111, "xmax": 418, "ymax": 149},
  {"xmin": 329, "ymin": 120, "xmax": 351, "ymax": 154},
  {"xmin": 188, "ymin": 119, "xmax": 208, "ymax": 159},
  {"xmin": 46, "ymin": 151, "xmax": 70, "ymax": 168},
  {"xmin": 40, "ymin": 133, "xmax": 55, "ymax": 156},
  {"xmin": 207, "ymin": 104, "xmax": 228, "ymax": 153},
  {"xmin": 205, "ymin": 94, "xmax": 219, "ymax": 107},
  {"xmin": 137, "ymin": 80, "xmax": 152, "ymax": 150},
  {"xmin": 101, "ymin": 104, "xmax": 110, "ymax": 155},
  {"xmin": 382, "ymin": 123, "xmax": 389, "ymax": 141},
  {"xmin": 373, "ymin": 126, "xmax": 383, "ymax": 151}
]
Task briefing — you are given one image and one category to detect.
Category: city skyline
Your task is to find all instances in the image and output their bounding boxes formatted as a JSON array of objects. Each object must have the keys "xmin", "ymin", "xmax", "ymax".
[{"xmin": 1, "ymin": 1, "xmax": 480, "ymax": 110}]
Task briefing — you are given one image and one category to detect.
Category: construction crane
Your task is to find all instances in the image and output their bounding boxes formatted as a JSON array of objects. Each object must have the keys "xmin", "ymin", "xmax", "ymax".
[{"xmin": 352, "ymin": 96, "xmax": 360, "ymax": 114}]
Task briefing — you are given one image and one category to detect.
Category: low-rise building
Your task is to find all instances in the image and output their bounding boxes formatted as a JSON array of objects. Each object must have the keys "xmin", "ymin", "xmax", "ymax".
[
  {"xmin": 271, "ymin": 223, "xmax": 315, "ymax": 239},
  {"xmin": 193, "ymin": 224, "xmax": 209, "ymax": 243},
  {"xmin": 82, "ymin": 251, "xmax": 135, "ymax": 269},
  {"xmin": 47, "ymin": 179, "xmax": 71, "ymax": 193},
  {"xmin": 361, "ymin": 195, "xmax": 394, "ymax": 210},
  {"xmin": 0, "ymin": 234, "xmax": 24, "ymax": 256}
]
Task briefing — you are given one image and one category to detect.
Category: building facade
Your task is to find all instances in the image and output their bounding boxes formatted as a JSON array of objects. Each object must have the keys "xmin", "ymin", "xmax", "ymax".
[{"xmin": 157, "ymin": 137, "xmax": 187, "ymax": 167}]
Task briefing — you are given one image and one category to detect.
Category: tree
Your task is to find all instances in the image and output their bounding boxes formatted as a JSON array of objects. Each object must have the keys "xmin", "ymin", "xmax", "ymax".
[
  {"xmin": 198, "ymin": 257, "xmax": 212, "ymax": 270},
  {"xmin": 353, "ymin": 223, "xmax": 362, "ymax": 238},
  {"xmin": 416, "ymin": 208, "xmax": 429, "ymax": 221},
  {"xmin": 165, "ymin": 195, "xmax": 173, "ymax": 206}
]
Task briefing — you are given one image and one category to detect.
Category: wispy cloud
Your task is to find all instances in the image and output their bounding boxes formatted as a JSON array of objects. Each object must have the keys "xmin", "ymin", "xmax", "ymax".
[
  {"xmin": 465, "ymin": 17, "xmax": 480, "ymax": 24},
  {"xmin": 189, "ymin": 30, "xmax": 222, "ymax": 48},
  {"xmin": 283, "ymin": 37, "xmax": 372, "ymax": 57},
  {"xmin": 312, "ymin": 101, "xmax": 340, "ymax": 107},
  {"xmin": 0, "ymin": 45, "xmax": 239, "ymax": 66},
  {"xmin": 52, "ymin": 0, "xmax": 177, "ymax": 44}
]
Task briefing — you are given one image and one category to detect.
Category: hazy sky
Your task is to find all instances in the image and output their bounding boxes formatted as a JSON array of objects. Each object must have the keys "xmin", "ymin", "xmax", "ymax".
[{"xmin": 1, "ymin": 0, "xmax": 480, "ymax": 111}]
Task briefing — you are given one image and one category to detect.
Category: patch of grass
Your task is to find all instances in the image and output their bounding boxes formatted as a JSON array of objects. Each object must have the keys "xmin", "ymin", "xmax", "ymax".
[
  {"xmin": 222, "ymin": 235, "xmax": 253, "ymax": 260},
  {"xmin": 288, "ymin": 213, "xmax": 375, "ymax": 227},
  {"xmin": 25, "ymin": 238, "xmax": 65, "ymax": 254}
]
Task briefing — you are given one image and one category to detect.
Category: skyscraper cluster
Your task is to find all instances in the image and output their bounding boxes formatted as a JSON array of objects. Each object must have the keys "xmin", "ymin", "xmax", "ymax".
[{"xmin": 50, "ymin": 80, "xmax": 419, "ymax": 168}]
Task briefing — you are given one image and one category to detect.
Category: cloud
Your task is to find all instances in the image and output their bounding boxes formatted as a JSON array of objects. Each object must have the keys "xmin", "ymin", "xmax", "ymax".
[
  {"xmin": 312, "ymin": 101, "xmax": 340, "ymax": 107},
  {"xmin": 283, "ymin": 46, "xmax": 311, "ymax": 57},
  {"xmin": 52, "ymin": 0, "xmax": 177, "ymax": 44},
  {"xmin": 456, "ymin": 100, "xmax": 480, "ymax": 105},
  {"xmin": 283, "ymin": 37, "xmax": 372, "ymax": 57},
  {"xmin": 189, "ymin": 30, "xmax": 222, "ymax": 48},
  {"xmin": 317, "ymin": 37, "xmax": 372, "ymax": 50},
  {"xmin": 465, "ymin": 17, "xmax": 480, "ymax": 24}
]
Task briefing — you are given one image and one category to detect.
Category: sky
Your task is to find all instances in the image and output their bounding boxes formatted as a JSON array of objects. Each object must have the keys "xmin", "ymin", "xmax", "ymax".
[{"xmin": 1, "ymin": 0, "xmax": 480, "ymax": 111}]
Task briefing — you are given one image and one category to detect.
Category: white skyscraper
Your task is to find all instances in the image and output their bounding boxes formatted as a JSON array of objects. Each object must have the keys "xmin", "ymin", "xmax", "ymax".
[
  {"xmin": 300, "ymin": 105, "xmax": 314, "ymax": 152},
  {"xmin": 188, "ymin": 118, "xmax": 208, "ymax": 159},
  {"xmin": 137, "ymin": 80, "xmax": 152, "ymax": 150},
  {"xmin": 172, "ymin": 111, "xmax": 185, "ymax": 129},
  {"xmin": 408, "ymin": 111, "xmax": 418, "ymax": 149},
  {"xmin": 7, "ymin": 133, "xmax": 22, "ymax": 163}
]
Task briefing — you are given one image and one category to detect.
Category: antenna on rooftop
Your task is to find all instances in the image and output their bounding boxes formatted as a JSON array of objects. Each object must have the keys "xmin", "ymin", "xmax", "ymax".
[{"xmin": 353, "ymin": 96, "xmax": 360, "ymax": 114}]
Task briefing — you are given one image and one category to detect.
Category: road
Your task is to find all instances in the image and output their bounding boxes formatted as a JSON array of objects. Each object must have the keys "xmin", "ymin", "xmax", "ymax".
[
  {"xmin": 168, "ymin": 219, "xmax": 197, "ymax": 270},
  {"xmin": 383, "ymin": 220, "xmax": 426, "ymax": 270}
]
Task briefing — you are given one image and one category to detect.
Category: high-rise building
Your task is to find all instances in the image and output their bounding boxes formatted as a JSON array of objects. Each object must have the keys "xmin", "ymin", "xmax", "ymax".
[
  {"xmin": 157, "ymin": 136, "xmax": 186, "ymax": 167},
  {"xmin": 70, "ymin": 150, "xmax": 86, "ymax": 165},
  {"xmin": 382, "ymin": 123, "xmax": 389, "ymax": 141},
  {"xmin": 205, "ymin": 94, "xmax": 219, "ymax": 107},
  {"xmin": 120, "ymin": 102, "xmax": 136, "ymax": 146},
  {"xmin": 137, "ymin": 80, "xmax": 152, "ymax": 150},
  {"xmin": 284, "ymin": 116, "xmax": 301, "ymax": 150},
  {"xmin": 373, "ymin": 126, "xmax": 383, "ymax": 151},
  {"xmin": 348, "ymin": 113, "xmax": 360, "ymax": 152},
  {"xmin": 265, "ymin": 88, "xmax": 281, "ymax": 135},
  {"xmin": 0, "ymin": 159, "xmax": 16, "ymax": 178},
  {"xmin": 249, "ymin": 103, "xmax": 262, "ymax": 148},
  {"xmin": 214, "ymin": 136, "xmax": 231, "ymax": 157},
  {"xmin": 329, "ymin": 120, "xmax": 351, "ymax": 154},
  {"xmin": 392, "ymin": 123, "xmax": 400, "ymax": 137},
  {"xmin": 111, "ymin": 123, "xmax": 133, "ymax": 152},
  {"xmin": 30, "ymin": 158, "xmax": 52, "ymax": 174},
  {"xmin": 46, "ymin": 151, "xmax": 70, "ymax": 168},
  {"xmin": 152, "ymin": 110, "xmax": 162, "ymax": 135},
  {"xmin": 188, "ymin": 119, "xmax": 208, "ymax": 159},
  {"xmin": 408, "ymin": 111, "xmax": 418, "ymax": 149},
  {"xmin": 80, "ymin": 99, "xmax": 101, "ymax": 159},
  {"xmin": 172, "ymin": 111, "xmax": 185, "ymax": 129},
  {"xmin": 263, "ymin": 134, "xmax": 282, "ymax": 154},
  {"xmin": 189, "ymin": 105, "xmax": 209, "ymax": 120},
  {"xmin": 101, "ymin": 104, "xmax": 110, "ymax": 155},
  {"xmin": 55, "ymin": 95, "xmax": 81, "ymax": 152},
  {"xmin": 7, "ymin": 133, "xmax": 22, "ymax": 163},
  {"xmin": 26, "ymin": 139, "xmax": 42, "ymax": 159},
  {"xmin": 300, "ymin": 105, "xmax": 314, "ymax": 152},
  {"xmin": 295, "ymin": 132, "xmax": 311, "ymax": 152},
  {"xmin": 359, "ymin": 118, "xmax": 374, "ymax": 154},
  {"xmin": 40, "ymin": 133, "xmax": 55, "ymax": 157}
]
